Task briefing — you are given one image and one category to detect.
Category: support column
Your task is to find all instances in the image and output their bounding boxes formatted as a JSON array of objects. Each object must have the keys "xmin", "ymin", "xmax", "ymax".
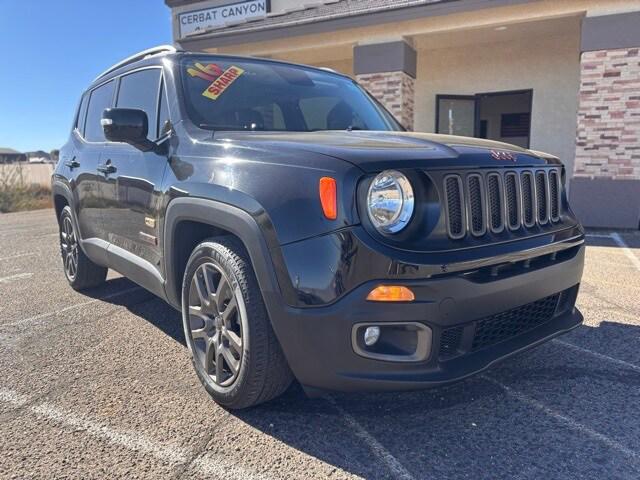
[
  {"xmin": 354, "ymin": 40, "xmax": 416, "ymax": 130},
  {"xmin": 570, "ymin": 13, "xmax": 640, "ymax": 229}
]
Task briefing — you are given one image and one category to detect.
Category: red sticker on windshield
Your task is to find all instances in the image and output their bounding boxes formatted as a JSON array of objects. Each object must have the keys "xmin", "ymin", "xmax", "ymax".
[
  {"xmin": 187, "ymin": 63, "xmax": 244, "ymax": 100},
  {"xmin": 187, "ymin": 63, "xmax": 223, "ymax": 82}
]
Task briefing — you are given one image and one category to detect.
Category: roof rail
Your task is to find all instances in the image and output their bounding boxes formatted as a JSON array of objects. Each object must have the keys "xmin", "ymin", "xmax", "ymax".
[{"xmin": 93, "ymin": 45, "xmax": 178, "ymax": 82}]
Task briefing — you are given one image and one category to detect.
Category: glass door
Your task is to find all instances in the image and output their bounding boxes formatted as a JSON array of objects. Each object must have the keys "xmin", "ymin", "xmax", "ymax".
[
  {"xmin": 435, "ymin": 90, "xmax": 533, "ymax": 146},
  {"xmin": 435, "ymin": 95, "xmax": 477, "ymax": 137}
]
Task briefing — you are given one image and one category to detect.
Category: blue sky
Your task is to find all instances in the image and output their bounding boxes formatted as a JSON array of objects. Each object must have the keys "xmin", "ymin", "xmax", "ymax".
[{"xmin": 0, "ymin": 1, "xmax": 172, "ymax": 153}]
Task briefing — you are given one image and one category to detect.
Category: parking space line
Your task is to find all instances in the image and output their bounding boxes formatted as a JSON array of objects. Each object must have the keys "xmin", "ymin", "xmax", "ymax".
[
  {"xmin": 553, "ymin": 339, "xmax": 640, "ymax": 373},
  {"xmin": 483, "ymin": 376, "xmax": 640, "ymax": 462},
  {"xmin": 0, "ymin": 272, "xmax": 33, "ymax": 283},
  {"xmin": 3, "ymin": 286, "xmax": 142, "ymax": 328},
  {"xmin": 610, "ymin": 233, "xmax": 640, "ymax": 272},
  {"xmin": 31, "ymin": 402, "xmax": 189, "ymax": 465},
  {"xmin": 0, "ymin": 253, "xmax": 35, "ymax": 262},
  {"xmin": 586, "ymin": 232, "xmax": 640, "ymax": 270},
  {"xmin": 327, "ymin": 397, "xmax": 416, "ymax": 480},
  {"xmin": 0, "ymin": 387, "xmax": 271, "ymax": 479},
  {"xmin": 190, "ymin": 455, "xmax": 272, "ymax": 480}
]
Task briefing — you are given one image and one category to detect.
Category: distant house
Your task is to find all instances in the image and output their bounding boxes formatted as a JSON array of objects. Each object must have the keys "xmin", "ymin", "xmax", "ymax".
[
  {"xmin": 0, "ymin": 148, "xmax": 26, "ymax": 164},
  {"xmin": 26, "ymin": 150, "xmax": 52, "ymax": 164}
]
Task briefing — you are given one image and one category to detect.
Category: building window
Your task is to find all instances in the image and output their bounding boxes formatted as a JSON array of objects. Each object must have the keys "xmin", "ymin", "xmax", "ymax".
[
  {"xmin": 436, "ymin": 90, "xmax": 532, "ymax": 148},
  {"xmin": 500, "ymin": 112, "xmax": 530, "ymax": 138}
]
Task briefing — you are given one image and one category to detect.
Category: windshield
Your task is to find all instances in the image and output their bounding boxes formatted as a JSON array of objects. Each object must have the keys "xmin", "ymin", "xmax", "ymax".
[{"xmin": 179, "ymin": 56, "xmax": 402, "ymax": 132}]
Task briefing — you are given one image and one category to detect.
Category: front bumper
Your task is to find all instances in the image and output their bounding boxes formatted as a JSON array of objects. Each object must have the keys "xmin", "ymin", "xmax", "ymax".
[{"xmin": 269, "ymin": 230, "xmax": 585, "ymax": 392}]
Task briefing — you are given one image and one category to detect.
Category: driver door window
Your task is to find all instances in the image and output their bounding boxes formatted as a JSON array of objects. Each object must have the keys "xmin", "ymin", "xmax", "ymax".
[{"xmin": 116, "ymin": 69, "xmax": 162, "ymax": 138}]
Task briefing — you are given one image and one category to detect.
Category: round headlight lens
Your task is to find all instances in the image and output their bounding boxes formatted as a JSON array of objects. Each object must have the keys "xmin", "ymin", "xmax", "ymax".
[{"xmin": 367, "ymin": 170, "xmax": 414, "ymax": 233}]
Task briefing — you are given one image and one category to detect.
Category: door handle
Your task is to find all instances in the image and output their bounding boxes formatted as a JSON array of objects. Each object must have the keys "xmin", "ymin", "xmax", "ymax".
[
  {"xmin": 64, "ymin": 157, "xmax": 80, "ymax": 169},
  {"xmin": 97, "ymin": 163, "xmax": 117, "ymax": 175}
]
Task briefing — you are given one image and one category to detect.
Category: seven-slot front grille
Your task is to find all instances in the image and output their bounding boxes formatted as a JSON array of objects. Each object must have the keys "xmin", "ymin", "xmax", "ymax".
[{"xmin": 444, "ymin": 168, "xmax": 562, "ymax": 239}]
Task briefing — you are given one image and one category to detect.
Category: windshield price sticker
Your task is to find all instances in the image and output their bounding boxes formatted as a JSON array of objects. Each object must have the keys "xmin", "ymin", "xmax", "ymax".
[
  {"xmin": 187, "ymin": 63, "xmax": 245, "ymax": 100},
  {"xmin": 202, "ymin": 66, "xmax": 244, "ymax": 100}
]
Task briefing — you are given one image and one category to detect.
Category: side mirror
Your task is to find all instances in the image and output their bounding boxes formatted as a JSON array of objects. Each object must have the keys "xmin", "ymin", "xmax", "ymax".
[{"xmin": 101, "ymin": 108, "xmax": 156, "ymax": 152}]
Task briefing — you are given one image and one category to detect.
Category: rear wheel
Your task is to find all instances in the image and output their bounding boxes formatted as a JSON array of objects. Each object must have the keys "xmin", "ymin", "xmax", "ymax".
[
  {"xmin": 59, "ymin": 206, "xmax": 107, "ymax": 290},
  {"xmin": 181, "ymin": 237, "xmax": 293, "ymax": 409}
]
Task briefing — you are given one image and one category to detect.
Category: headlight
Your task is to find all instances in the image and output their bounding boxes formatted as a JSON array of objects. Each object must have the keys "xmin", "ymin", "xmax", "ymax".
[{"xmin": 367, "ymin": 170, "xmax": 414, "ymax": 233}]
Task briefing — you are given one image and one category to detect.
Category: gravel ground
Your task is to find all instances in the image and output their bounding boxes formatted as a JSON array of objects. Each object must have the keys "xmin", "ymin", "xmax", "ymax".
[{"xmin": 0, "ymin": 209, "xmax": 639, "ymax": 479}]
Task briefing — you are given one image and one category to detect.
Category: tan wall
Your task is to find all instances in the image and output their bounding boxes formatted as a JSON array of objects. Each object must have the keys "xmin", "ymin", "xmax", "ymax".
[
  {"xmin": 214, "ymin": 0, "xmax": 640, "ymax": 58},
  {"xmin": 0, "ymin": 163, "xmax": 54, "ymax": 189},
  {"xmin": 414, "ymin": 30, "xmax": 581, "ymax": 175}
]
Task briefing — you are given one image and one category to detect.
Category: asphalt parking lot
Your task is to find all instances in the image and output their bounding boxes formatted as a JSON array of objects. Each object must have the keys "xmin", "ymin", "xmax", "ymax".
[{"xmin": 0, "ymin": 209, "xmax": 639, "ymax": 479}]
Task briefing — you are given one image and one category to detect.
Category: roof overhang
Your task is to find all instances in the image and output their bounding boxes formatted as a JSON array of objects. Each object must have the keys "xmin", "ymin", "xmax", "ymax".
[{"xmin": 175, "ymin": 0, "xmax": 535, "ymax": 50}]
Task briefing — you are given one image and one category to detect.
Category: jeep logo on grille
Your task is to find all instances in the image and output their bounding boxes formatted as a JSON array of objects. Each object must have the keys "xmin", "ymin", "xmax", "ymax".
[{"xmin": 491, "ymin": 150, "xmax": 517, "ymax": 161}]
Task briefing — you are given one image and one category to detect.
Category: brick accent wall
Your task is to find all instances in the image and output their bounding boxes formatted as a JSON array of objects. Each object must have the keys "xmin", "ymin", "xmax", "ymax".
[
  {"xmin": 357, "ymin": 71, "xmax": 415, "ymax": 130},
  {"xmin": 574, "ymin": 47, "xmax": 640, "ymax": 179}
]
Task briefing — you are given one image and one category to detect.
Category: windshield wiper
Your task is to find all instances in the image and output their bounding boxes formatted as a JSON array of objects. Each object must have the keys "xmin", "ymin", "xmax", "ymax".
[{"xmin": 199, "ymin": 124, "xmax": 249, "ymax": 131}]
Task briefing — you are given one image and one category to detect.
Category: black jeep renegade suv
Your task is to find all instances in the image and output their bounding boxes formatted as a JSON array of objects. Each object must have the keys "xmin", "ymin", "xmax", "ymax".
[{"xmin": 53, "ymin": 46, "xmax": 585, "ymax": 408}]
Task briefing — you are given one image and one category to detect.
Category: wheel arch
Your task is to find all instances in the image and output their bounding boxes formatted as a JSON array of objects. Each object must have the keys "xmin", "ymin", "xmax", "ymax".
[
  {"xmin": 163, "ymin": 197, "xmax": 295, "ymax": 316},
  {"xmin": 52, "ymin": 180, "xmax": 73, "ymax": 221}
]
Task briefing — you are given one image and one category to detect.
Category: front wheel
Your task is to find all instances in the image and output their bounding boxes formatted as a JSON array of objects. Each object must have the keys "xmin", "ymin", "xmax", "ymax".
[
  {"xmin": 58, "ymin": 206, "xmax": 107, "ymax": 290},
  {"xmin": 181, "ymin": 237, "xmax": 293, "ymax": 409}
]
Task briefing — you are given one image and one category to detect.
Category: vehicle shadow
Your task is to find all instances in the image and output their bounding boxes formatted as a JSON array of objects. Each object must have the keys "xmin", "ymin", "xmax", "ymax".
[
  {"xmin": 103, "ymin": 279, "xmax": 640, "ymax": 479},
  {"xmin": 78, "ymin": 277, "xmax": 187, "ymax": 346},
  {"xmin": 229, "ymin": 324, "xmax": 640, "ymax": 479}
]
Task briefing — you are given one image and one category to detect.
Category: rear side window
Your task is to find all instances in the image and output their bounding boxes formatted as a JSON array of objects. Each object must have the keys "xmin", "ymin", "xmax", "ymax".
[
  {"xmin": 85, "ymin": 80, "xmax": 115, "ymax": 142},
  {"xmin": 75, "ymin": 93, "xmax": 89, "ymax": 135},
  {"xmin": 116, "ymin": 69, "xmax": 162, "ymax": 139}
]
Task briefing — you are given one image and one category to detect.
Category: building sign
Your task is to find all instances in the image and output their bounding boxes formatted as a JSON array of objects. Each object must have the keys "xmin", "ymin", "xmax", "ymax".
[{"xmin": 179, "ymin": 0, "xmax": 269, "ymax": 38}]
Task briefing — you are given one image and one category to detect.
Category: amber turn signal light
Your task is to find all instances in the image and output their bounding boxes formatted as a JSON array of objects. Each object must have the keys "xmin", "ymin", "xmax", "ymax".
[
  {"xmin": 366, "ymin": 285, "xmax": 415, "ymax": 302},
  {"xmin": 319, "ymin": 177, "xmax": 337, "ymax": 220}
]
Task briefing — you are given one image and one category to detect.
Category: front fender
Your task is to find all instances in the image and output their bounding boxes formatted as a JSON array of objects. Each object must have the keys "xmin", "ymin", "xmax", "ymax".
[{"xmin": 162, "ymin": 197, "xmax": 297, "ymax": 313}]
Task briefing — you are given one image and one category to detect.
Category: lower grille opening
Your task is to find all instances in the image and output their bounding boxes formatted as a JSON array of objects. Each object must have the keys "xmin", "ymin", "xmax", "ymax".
[
  {"xmin": 439, "ymin": 326, "xmax": 464, "ymax": 359},
  {"xmin": 438, "ymin": 291, "xmax": 565, "ymax": 360},
  {"xmin": 471, "ymin": 293, "xmax": 559, "ymax": 351}
]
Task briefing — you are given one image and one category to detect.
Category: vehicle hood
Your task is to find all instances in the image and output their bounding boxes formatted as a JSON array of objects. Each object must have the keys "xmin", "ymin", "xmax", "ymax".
[{"xmin": 216, "ymin": 130, "xmax": 560, "ymax": 172}]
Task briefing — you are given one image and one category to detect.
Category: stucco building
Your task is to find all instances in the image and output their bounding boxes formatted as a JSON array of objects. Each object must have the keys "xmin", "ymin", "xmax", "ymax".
[{"xmin": 165, "ymin": 0, "xmax": 640, "ymax": 229}]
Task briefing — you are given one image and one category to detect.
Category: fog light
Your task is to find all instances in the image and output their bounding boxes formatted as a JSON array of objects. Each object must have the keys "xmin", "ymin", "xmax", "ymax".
[{"xmin": 364, "ymin": 326, "xmax": 381, "ymax": 346}]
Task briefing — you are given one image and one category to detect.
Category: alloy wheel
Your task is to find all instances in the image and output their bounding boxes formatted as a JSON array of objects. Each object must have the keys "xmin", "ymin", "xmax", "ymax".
[
  {"xmin": 60, "ymin": 216, "xmax": 78, "ymax": 281},
  {"xmin": 187, "ymin": 262, "xmax": 244, "ymax": 387}
]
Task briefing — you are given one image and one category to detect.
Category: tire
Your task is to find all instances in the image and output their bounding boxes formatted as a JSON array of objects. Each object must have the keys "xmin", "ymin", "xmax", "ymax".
[
  {"xmin": 59, "ymin": 206, "xmax": 107, "ymax": 290},
  {"xmin": 181, "ymin": 237, "xmax": 293, "ymax": 409}
]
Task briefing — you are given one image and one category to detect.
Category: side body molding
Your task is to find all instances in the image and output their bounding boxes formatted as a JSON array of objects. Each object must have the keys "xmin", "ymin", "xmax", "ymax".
[{"xmin": 162, "ymin": 197, "xmax": 294, "ymax": 316}]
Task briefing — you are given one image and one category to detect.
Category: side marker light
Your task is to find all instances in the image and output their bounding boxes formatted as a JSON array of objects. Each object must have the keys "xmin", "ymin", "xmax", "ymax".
[{"xmin": 366, "ymin": 285, "xmax": 415, "ymax": 302}]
